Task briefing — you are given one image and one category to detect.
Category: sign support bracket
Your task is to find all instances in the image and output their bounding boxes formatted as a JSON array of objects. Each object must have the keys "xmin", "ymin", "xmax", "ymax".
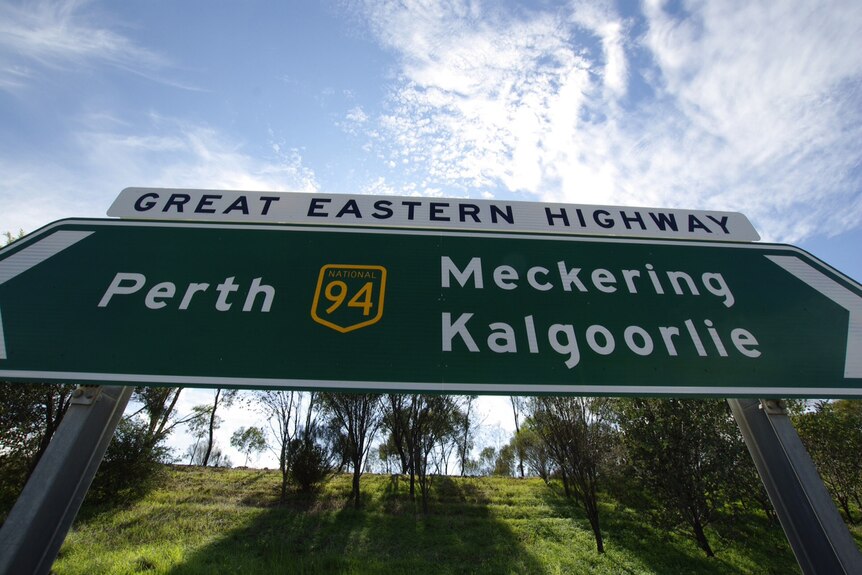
[
  {"xmin": 728, "ymin": 398, "xmax": 862, "ymax": 574},
  {"xmin": 0, "ymin": 385, "xmax": 132, "ymax": 575}
]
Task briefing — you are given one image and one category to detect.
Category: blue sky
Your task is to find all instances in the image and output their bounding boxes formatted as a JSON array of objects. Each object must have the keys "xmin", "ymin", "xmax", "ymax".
[
  {"xmin": 3, "ymin": 0, "xmax": 862, "ymax": 252},
  {"xmin": 2, "ymin": 0, "xmax": 861, "ymax": 465}
]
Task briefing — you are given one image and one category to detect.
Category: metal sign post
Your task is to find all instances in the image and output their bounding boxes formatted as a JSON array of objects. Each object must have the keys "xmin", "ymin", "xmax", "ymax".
[
  {"xmin": 0, "ymin": 385, "xmax": 132, "ymax": 575},
  {"xmin": 728, "ymin": 398, "xmax": 862, "ymax": 574}
]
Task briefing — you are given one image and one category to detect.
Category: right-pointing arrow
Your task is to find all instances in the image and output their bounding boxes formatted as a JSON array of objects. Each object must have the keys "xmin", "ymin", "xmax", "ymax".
[{"xmin": 767, "ymin": 255, "xmax": 862, "ymax": 379}]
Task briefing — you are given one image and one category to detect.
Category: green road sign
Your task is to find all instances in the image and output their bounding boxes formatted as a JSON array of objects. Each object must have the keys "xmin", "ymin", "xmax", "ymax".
[{"xmin": 0, "ymin": 219, "xmax": 860, "ymax": 397}]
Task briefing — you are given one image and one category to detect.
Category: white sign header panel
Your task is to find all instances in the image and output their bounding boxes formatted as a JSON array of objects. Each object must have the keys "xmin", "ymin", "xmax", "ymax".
[{"xmin": 108, "ymin": 187, "xmax": 760, "ymax": 242}]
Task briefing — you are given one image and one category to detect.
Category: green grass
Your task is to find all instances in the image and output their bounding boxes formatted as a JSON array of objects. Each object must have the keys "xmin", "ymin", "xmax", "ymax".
[{"xmin": 49, "ymin": 466, "xmax": 856, "ymax": 574}]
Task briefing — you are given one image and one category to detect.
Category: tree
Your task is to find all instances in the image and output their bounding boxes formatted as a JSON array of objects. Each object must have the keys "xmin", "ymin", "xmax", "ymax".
[
  {"xmin": 510, "ymin": 396, "xmax": 527, "ymax": 477},
  {"xmin": 381, "ymin": 394, "xmax": 411, "ymax": 475},
  {"xmin": 288, "ymin": 424, "xmax": 335, "ymax": 493},
  {"xmin": 0, "ymin": 382, "xmax": 75, "ymax": 510},
  {"xmin": 379, "ymin": 394, "xmax": 460, "ymax": 511},
  {"xmin": 613, "ymin": 398, "xmax": 751, "ymax": 557},
  {"xmin": 430, "ymin": 402, "xmax": 461, "ymax": 476},
  {"xmin": 1, "ymin": 382, "xmax": 180, "ymax": 508},
  {"xmin": 208, "ymin": 446, "xmax": 232, "ymax": 468},
  {"xmin": 186, "ymin": 404, "xmax": 219, "ymax": 465},
  {"xmin": 409, "ymin": 395, "xmax": 458, "ymax": 513},
  {"xmin": 376, "ymin": 441, "xmax": 397, "ymax": 474},
  {"xmin": 477, "ymin": 446, "xmax": 497, "ymax": 476},
  {"xmin": 90, "ymin": 388, "xmax": 189, "ymax": 499},
  {"xmin": 529, "ymin": 396, "xmax": 614, "ymax": 554},
  {"xmin": 88, "ymin": 416, "xmax": 173, "ymax": 501},
  {"xmin": 515, "ymin": 419, "xmax": 554, "ymax": 482},
  {"xmin": 321, "ymin": 392, "xmax": 382, "ymax": 508},
  {"xmin": 230, "ymin": 426, "xmax": 268, "ymax": 467},
  {"xmin": 185, "ymin": 440, "xmax": 206, "ymax": 466},
  {"xmin": 255, "ymin": 390, "xmax": 302, "ymax": 501},
  {"xmin": 2, "ymin": 229, "xmax": 25, "ymax": 246},
  {"xmin": 493, "ymin": 442, "xmax": 516, "ymax": 476},
  {"xmin": 130, "ymin": 387, "xmax": 189, "ymax": 452},
  {"xmin": 456, "ymin": 395, "xmax": 479, "ymax": 476},
  {"xmin": 0, "ymin": 382, "xmax": 75, "ymax": 472},
  {"xmin": 794, "ymin": 400, "xmax": 862, "ymax": 524},
  {"xmin": 201, "ymin": 389, "xmax": 238, "ymax": 467}
]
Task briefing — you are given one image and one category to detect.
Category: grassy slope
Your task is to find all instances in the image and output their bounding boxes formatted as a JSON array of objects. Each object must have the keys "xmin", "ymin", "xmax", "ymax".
[{"xmin": 52, "ymin": 465, "xmax": 856, "ymax": 575}]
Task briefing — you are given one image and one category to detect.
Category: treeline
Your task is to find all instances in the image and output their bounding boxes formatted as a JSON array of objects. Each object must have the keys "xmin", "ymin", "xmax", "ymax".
[{"xmin": 2, "ymin": 382, "xmax": 860, "ymax": 559}]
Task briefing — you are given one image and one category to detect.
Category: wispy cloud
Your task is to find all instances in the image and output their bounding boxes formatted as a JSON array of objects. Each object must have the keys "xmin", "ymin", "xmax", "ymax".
[
  {"xmin": 0, "ymin": 0, "xmax": 182, "ymax": 91},
  {"xmin": 77, "ymin": 116, "xmax": 319, "ymax": 193},
  {"xmin": 2, "ymin": 115, "xmax": 319, "ymax": 233},
  {"xmin": 363, "ymin": 0, "xmax": 595, "ymax": 195},
  {"xmin": 637, "ymin": 0, "xmax": 862, "ymax": 240},
  {"xmin": 356, "ymin": 0, "xmax": 862, "ymax": 242}
]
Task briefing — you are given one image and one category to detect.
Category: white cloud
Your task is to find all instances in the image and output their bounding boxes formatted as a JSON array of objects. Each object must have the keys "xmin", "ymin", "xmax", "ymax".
[
  {"xmin": 339, "ymin": 105, "xmax": 370, "ymax": 136},
  {"xmin": 0, "ymin": 0, "xmax": 187, "ymax": 91},
  {"xmin": 356, "ymin": 0, "xmax": 862, "ymax": 242},
  {"xmin": 361, "ymin": 175, "xmax": 400, "ymax": 196},
  {"xmin": 364, "ymin": 1, "xmax": 596, "ymax": 194},
  {"xmin": 569, "ymin": 0, "xmax": 629, "ymax": 100},
  {"xmin": 636, "ymin": 0, "xmax": 862, "ymax": 240},
  {"xmin": 0, "ymin": 64, "xmax": 33, "ymax": 91},
  {"xmin": 83, "ymin": 121, "xmax": 318, "ymax": 194},
  {"xmin": 346, "ymin": 106, "xmax": 368, "ymax": 124},
  {"xmin": 1, "ymin": 116, "xmax": 319, "ymax": 234}
]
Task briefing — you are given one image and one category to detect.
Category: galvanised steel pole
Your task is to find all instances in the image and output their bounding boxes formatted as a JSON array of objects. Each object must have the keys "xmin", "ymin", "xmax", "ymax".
[
  {"xmin": 0, "ymin": 385, "xmax": 133, "ymax": 575},
  {"xmin": 728, "ymin": 398, "xmax": 862, "ymax": 575}
]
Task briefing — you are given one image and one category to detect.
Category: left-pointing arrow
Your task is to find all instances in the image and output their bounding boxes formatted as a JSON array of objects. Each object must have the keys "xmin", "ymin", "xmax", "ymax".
[
  {"xmin": 0, "ymin": 230, "xmax": 93, "ymax": 359},
  {"xmin": 0, "ymin": 304, "xmax": 6, "ymax": 360}
]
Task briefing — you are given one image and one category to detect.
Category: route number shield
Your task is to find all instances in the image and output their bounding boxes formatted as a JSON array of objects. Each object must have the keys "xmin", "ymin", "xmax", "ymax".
[{"xmin": 311, "ymin": 264, "xmax": 387, "ymax": 333}]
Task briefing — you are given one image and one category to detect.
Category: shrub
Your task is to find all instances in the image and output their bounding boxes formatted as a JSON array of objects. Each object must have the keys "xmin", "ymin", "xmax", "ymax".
[
  {"xmin": 87, "ymin": 417, "xmax": 172, "ymax": 503},
  {"xmin": 289, "ymin": 434, "xmax": 334, "ymax": 493}
]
